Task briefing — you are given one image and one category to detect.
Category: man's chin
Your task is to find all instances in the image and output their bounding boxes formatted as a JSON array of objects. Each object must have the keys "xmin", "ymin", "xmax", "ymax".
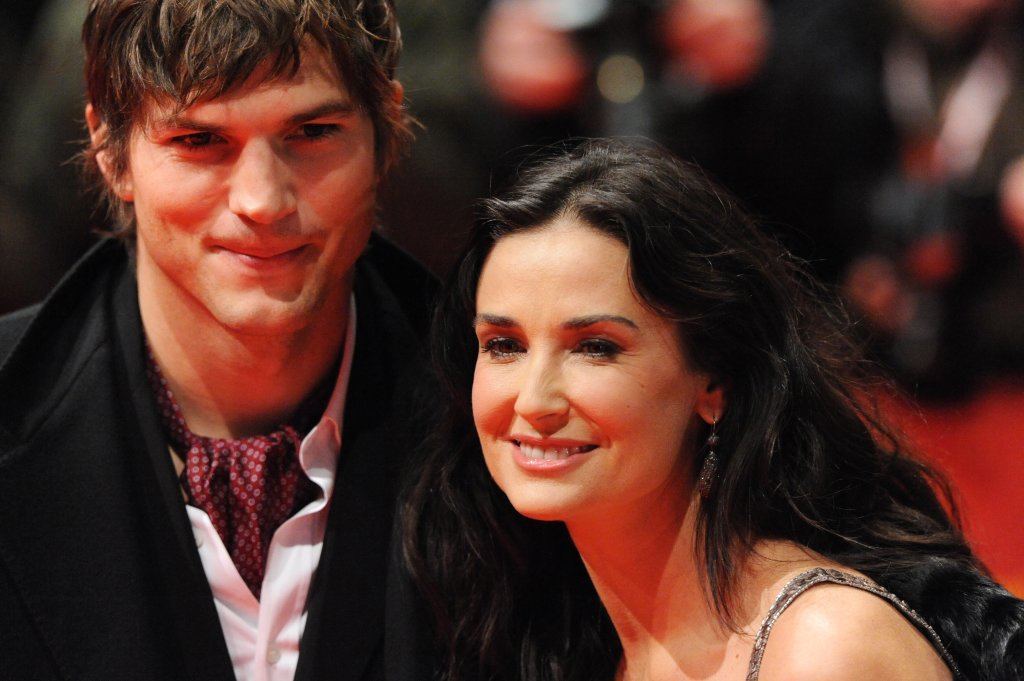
[{"xmin": 205, "ymin": 296, "xmax": 323, "ymax": 337}]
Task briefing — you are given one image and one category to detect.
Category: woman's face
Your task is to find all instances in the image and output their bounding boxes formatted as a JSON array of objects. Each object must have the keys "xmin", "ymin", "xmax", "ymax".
[{"xmin": 472, "ymin": 218, "xmax": 721, "ymax": 525}]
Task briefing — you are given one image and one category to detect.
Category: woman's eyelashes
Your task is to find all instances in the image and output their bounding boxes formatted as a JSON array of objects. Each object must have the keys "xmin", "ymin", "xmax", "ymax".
[
  {"xmin": 575, "ymin": 338, "xmax": 622, "ymax": 359},
  {"xmin": 479, "ymin": 335, "xmax": 624, "ymax": 360},
  {"xmin": 481, "ymin": 337, "xmax": 525, "ymax": 360}
]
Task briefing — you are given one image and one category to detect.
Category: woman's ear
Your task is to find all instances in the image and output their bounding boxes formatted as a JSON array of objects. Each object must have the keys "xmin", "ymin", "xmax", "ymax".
[
  {"xmin": 696, "ymin": 376, "xmax": 727, "ymax": 424},
  {"xmin": 85, "ymin": 103, "xmax": 133, "ymax": 201}
]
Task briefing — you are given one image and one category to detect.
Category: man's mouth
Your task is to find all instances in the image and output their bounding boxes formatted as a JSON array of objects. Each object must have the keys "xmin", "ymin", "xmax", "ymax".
[
  {"xmin": 214, "ymin": 243, "xmax": 311, "ymax": 271},
  {"xmin": 218, "ymin": 244, "xmax": 309, "ymax": 259}
]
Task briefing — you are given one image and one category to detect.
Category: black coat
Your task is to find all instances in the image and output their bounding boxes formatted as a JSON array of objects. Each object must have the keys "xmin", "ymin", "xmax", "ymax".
[{"xmin": 0, "ymin": 235, "xmax": 437, "ymax": 681}]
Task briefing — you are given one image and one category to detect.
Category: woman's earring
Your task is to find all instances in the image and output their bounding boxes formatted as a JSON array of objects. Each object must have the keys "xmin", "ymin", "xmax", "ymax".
[{"xmin": 698, "ymin": 417, "xmax": 719, "ymax": 499}]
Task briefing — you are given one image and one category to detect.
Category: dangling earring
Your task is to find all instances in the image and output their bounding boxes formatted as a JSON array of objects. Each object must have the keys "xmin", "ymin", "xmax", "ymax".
[{"xmin": 698, "ymin": 417, "xmax": 719, "ymax": 499}]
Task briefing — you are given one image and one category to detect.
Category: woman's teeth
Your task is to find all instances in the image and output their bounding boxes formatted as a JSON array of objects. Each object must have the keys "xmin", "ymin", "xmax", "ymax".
[{"xmin": 516, "ymin": 442, "xmax": 596, "ymax": 461}]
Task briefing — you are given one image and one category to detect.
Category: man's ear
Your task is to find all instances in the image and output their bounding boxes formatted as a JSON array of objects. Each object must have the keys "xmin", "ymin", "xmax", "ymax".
[
  {"xmin": 85, "ymin": 103, "xmax": 133, "ymax": 201},
  {"xmin": 390, "ymin": 79, "xmax": 404, "ymax": 107},
  {"xmin": 696, "ymin": 377, "xmax": 727, "ymax": 425}
]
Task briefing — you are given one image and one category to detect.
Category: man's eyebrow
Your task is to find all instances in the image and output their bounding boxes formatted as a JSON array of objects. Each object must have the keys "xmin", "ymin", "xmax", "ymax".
[
  {"xmin": 152, "ymin": 100, "xmax": 358, "ymax": 132},
  {"xmin": 563, "ymin": 314, "xmax": 638, "ymax": 330},
  {"xmin": 153, "ymin": 114, "xmax": 225, "ymax": 134},
  {"xmin": 286, "ymin": 100, "xmax": 358, "ymax": 125},
  {"xmin": 473, "ymin": 314, "xmax": 516, "ymax": 328}
]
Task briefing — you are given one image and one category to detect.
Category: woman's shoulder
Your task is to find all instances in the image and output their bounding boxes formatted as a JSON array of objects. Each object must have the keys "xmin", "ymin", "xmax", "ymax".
[
  {"xmin": 743, "ymin": 543, "xmax": 953, "ymax": 681},
  {"xmin": 755, "ymin": 572, "xmax": 953, "ymax": 680}
]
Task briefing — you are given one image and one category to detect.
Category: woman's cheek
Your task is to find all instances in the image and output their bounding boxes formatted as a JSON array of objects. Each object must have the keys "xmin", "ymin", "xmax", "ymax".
[
  {"xmin": 472, "ymin": 363, "xmax": 511, "ymax": 436},
  {"xmin": 567, "ymin": 370, "xmax": 635, "ymax": 435},
  {"xmin": 472, "ymin": 364, "xmax": 516, "ymax": 493}
]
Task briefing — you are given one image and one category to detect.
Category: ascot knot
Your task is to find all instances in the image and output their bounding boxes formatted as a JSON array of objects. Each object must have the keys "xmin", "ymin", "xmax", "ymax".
[{"xmin": 146, "ymin": 354, "xmax": 320, "ymax": 599}]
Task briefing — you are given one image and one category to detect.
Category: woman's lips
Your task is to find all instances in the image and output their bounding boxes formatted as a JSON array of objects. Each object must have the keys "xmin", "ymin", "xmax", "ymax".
[{"xmin": 510, "ymin": 438, "xmax": 598, "ymax": 471}]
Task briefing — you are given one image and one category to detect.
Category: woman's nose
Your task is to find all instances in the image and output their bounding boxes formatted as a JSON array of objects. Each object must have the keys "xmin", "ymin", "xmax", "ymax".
[{"xmin": 513, "ymin": 355, "xmax": 570, "ymax": 434}]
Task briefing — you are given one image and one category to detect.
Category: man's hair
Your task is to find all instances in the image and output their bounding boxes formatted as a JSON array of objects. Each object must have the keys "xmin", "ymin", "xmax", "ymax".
[{"xmin": 82, "ymin": 0, "xmax": 411, "ymax": 236}]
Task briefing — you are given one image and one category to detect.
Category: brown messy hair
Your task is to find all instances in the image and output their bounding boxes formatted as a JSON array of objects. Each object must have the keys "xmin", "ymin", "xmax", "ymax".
[{"xmin": 82, "ymin": 0, "xmax": 411, "ymax": 235}]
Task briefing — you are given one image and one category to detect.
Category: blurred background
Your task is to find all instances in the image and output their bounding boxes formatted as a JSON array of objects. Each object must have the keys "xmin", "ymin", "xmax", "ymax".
[{"xmin": 1, "ymin": 0, "xmax": 1021, "ymax": 592}]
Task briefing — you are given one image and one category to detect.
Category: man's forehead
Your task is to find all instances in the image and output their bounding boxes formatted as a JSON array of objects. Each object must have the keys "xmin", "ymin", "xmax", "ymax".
[{"xmin": 137, "ymin": 45, "xmax": 354, "ymax": 128}]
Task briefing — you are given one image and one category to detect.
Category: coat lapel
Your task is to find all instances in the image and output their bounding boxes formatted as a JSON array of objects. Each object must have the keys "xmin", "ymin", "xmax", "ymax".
[
  {"xmin": 0, "ymin": 242, "xmax": 234, "ymax": 681},
  {"xmin": 295, "ymin": 258, "xmax": 432, "ymax": 681},
  {"xmin": 107, "ymin": 262, "xmax": 239, "ymax": 681}
]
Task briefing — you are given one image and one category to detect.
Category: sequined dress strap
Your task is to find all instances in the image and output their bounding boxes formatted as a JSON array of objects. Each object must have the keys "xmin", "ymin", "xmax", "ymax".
[{"xmin": 745, "ymin": 567, "xmax": 960, "ymax": 680}]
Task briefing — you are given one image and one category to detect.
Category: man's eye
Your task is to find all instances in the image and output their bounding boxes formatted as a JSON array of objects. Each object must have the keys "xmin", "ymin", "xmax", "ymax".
[
  {"xmin": 575, "ymin": 338, "xmax": 622, "ymax": 358},
  {"xmin": 294, "ymin": 124, "xmax": 340, "ymax": 141},
  {"xmin": 172, "ymin": 132, "xmax": 219, "ymax": 148},
  {"xmin": 482, "ymin": 337, "xmax": 524, "ymax": 359}
]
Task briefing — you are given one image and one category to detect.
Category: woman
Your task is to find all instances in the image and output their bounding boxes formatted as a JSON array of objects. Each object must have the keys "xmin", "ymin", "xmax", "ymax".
[{"xmin": 403, "ymin": 139, "xmax": 1022, "ymax": 680}]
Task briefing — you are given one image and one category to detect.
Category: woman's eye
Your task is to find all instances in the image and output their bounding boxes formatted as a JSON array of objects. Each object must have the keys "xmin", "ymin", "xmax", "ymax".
[
  {"xmin": 294, "ymin": 123, "xmax": 339, "ymax": 141},
  {"xmin": 575, "ymin": 338, "xmax": 622, "ymax": 358},
  {"xmin": 482, "ymin": 337, "xmax": 524, "ymax": 359}
]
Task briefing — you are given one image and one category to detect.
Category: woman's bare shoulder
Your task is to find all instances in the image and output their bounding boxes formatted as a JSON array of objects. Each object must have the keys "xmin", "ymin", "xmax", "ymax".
[{"xmin": 752, "ymin": 564, "xmax": 953, "ymax": 681}]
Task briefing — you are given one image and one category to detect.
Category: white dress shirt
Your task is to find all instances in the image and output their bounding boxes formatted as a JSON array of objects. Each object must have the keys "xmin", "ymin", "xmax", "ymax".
[{"xmin": 186, "ymin": 298, "xmax": 356, "ymax": 681}]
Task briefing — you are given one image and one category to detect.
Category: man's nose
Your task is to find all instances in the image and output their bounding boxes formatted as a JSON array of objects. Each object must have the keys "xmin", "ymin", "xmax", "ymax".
[
  {"xmin": 513, "ymin": 354, "xmax": 570, "ymax": 434},
  {"xmin": 227, "ymin": 139, "xmax": 297, "ymax": 225}
]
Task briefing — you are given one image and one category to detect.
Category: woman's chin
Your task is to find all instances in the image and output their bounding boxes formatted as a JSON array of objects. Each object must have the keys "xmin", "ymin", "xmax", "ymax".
[{"xmin": 504, "ymin": 491, "xmax": 582, "ymax": 523}]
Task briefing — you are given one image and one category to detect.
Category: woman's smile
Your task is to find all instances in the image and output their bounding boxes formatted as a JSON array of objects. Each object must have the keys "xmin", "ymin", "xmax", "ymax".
[{"xmin": 510, "ymin": 436, "xmax": 600, "ymax": 472}]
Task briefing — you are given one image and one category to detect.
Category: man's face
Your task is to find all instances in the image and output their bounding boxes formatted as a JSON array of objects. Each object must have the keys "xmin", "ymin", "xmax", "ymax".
[{"xmin": 115, "ymin": 49, "xmax": 379, "ymax": 336}]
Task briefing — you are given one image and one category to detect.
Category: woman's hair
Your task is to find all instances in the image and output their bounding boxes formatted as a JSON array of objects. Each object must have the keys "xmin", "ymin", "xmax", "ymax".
[{"xmin": 403, "ymin": 139, "xmax": 1007, "ymax": 681}]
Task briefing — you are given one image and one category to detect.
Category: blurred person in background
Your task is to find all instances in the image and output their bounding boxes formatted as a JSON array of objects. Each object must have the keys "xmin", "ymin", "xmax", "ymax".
[
  {"xmin": 475, "ymin": 0, "xmax": 781, "ymax": 263},
  {"xmin": 814, "ymin": 0, "xmax": 1024, "ymax": 399}
]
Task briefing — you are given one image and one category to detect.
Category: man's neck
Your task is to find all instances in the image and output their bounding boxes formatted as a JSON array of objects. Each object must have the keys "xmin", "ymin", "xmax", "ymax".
[{"xmin": 139, "ymin": 271, "xmax": 351, "ymax": 440}]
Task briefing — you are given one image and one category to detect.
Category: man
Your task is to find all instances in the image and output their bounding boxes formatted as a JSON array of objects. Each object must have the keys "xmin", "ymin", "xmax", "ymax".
[{"xmin": 0, "ymin": 2, "xmax": 435, "ymax": 679}]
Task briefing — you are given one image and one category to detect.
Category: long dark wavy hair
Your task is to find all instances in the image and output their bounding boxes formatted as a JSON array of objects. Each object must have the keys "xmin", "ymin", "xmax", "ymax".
[{"xmin": 403, "ymin": 139, "xmax": 1023, "ymax": 681}]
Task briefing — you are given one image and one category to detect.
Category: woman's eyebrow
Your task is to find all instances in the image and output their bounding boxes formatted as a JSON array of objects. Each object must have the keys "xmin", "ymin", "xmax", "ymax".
[
  {"xmin": 473, "ymin": 314, "xmax": 517, "ymax": 328},
  {"xmin": 563, "ymin": 314, "xmax": 638, "ymax": 330}
]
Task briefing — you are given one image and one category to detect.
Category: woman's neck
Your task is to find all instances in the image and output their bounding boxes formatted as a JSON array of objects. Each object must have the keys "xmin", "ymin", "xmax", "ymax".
[{"xmin": 568, "ymin": 491, "xmax": 730, "ymax": 681}]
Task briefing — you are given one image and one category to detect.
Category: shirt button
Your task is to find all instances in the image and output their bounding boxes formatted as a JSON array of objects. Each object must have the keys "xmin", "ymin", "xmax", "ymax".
[
  {"xmin": 195, "ymin": 535, "xmax": 204, "ymax": 548},
  {"xmin": 266, "ymin": 648, "xmax": 281, "ymax": 665}
]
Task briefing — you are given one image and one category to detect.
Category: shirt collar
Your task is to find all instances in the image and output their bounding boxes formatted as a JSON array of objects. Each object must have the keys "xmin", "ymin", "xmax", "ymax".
[{"xmin": 297, "ymin": 293, "xmax": 357, "ymax": 493}]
